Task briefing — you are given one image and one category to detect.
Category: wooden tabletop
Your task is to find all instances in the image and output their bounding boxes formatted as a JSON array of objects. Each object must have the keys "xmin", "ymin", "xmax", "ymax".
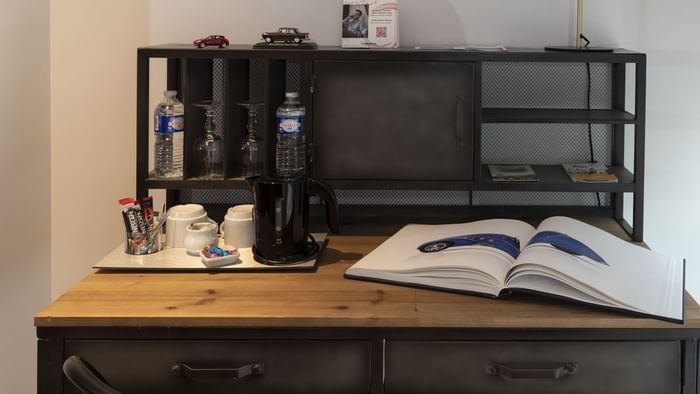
[{"xmin": 36, "ymin": 225, "xmax": 700, "ymax": 329}]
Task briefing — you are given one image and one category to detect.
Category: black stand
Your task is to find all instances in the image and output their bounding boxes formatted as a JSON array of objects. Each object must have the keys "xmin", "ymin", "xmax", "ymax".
[
  {"xmin": 546, "ymin": 35, "xmax": 614, "ymax": 52},
  {"xmin": 254, "ymin": 42, "xmax": 318, "ymax": 50},
  {"xmin": 545, "ymin": 46, "xmax": 614, "ymax": 53}
]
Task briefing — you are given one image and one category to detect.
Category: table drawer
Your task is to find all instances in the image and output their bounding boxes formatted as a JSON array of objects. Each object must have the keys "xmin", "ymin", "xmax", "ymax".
[
  {"xmin": 64, "ymin": 340, "xmax": 370, "ymax": 394},
  {"xmin": 385, "ymin": 341, "xmax": 681, "ymax": 394}
]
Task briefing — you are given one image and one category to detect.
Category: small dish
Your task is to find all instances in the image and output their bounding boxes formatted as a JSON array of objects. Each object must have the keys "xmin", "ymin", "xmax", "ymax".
[{"xmin": 200, "ymin": 246, "xmax": 240, "ymax": 268}]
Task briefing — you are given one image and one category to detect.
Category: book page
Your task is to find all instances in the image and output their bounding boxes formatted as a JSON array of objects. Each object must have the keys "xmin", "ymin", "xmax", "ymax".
[
  {"xmin": 346, "ymin": 219, "xmax": 535, "ymax": 295},
  {"xmin": 507, "ymin": 217, "xmax": 683, "ymax": 320}
]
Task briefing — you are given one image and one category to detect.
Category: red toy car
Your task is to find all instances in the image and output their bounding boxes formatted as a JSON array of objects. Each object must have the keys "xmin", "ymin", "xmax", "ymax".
[{"xmin": 193, "ymin": 35, "xmax": 229, "ymax": 48}]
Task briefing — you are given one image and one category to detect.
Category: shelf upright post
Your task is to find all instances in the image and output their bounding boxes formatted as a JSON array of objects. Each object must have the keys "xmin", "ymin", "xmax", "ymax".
[
  {"xmin": 633, "ymin": 56, "xmax": 647, "ymax": 242},
  {"xmin": 136, "ymin": 50, "xmax": 150, "ymax": 201},
  {"xmin": 611, "ymin": 62, "xmax": 626, "ymax": 223},
  {"xmin": 165, "ymin": 58, "xmax": 183, "ymax": 208},
  {"xmin": 301, "ymin": 59, "xmax": 314, "ymax": 176}
]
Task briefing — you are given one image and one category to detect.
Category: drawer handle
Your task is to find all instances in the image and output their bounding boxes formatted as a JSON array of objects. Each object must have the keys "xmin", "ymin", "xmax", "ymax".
[
  {"xmin": 455, "ymin": 95, "xmax": 465, "ymax": 148},
  {"xmin": 486, "ymin": 362, "xmax": 578, "ymax": 380},
  {"xmin": 172, "ymin": 363, "xmax": 265, "ymax": 381}
]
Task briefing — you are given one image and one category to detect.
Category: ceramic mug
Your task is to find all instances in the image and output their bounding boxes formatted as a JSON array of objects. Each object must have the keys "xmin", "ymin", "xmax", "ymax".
[
  {"xmin": 220, "ymin": 204, "xmax": 255, "ymax": 248},
  {"xmin": 184, "ymin": 222, "xmax": 219, "ymax": 256},
  {"xmin": 165, "ymin": 204, "xmax": 215, "ymax": 248}
]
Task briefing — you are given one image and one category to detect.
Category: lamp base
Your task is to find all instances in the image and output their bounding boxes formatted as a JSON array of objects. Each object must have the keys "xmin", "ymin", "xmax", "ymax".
[{"xmin": 545, "ymin": 46, "xmax": 614, "ymax": 52}]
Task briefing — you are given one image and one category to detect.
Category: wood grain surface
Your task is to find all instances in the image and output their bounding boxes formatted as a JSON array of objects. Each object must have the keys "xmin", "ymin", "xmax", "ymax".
[{"xmin": 35, "ymin": 219, "xmax": 700, "ymax": 329}]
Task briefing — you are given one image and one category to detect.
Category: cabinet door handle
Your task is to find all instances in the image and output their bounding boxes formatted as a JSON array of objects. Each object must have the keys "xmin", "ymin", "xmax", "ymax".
[
  {"xmin": 455, "ymin": 95, "xmax": 465, "ymax": 148},
  {"xmin": 172, "ymin": 362, "xmax": 265, "ymax": 381},
  {"xmin": 485, "ymin": 362, "xmax": 578, "ymax": 380}
]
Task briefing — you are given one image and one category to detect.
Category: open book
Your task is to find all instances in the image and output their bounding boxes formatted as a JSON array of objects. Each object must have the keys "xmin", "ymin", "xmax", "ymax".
[{"xmin": 345, "ymin": 217, "xmax": 685, "ymax": 323}]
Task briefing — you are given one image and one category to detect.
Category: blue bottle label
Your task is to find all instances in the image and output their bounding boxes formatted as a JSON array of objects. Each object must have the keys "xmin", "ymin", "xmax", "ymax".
[
  {"xmin": 155, "ymin": 115, "xmax": 184, "ymax": 133},
  {"xmin": 277, "ymin": 115, "xmax": 304, "ymax": 135}
]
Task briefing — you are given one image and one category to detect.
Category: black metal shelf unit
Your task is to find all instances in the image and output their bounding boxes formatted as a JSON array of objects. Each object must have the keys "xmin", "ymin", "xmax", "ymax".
[{"xmin": 136, "ymin": 45, "xmax": 646, "ymax": 241}]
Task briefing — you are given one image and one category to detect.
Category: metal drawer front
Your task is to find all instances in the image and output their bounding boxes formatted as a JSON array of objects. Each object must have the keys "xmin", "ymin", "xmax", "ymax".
[
  {"xmin": 64, "ymin": 340, "xmax": 370, "ymax": 394},
  {"xmin": 385, "ymin": 341, "xmax": 681, "ymax": 394}
]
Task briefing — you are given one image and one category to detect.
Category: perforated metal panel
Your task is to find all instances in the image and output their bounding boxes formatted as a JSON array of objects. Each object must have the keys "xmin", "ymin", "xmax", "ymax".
[
  {"xmin": 183, "ymin": 189, "xmax": 253, "ymax": 204},
  {"xmin": 182, "ymin": 60, "xmax": 613, "ymax": 210},
  {"xmin": 212, "ymin": 59, "xmax": 225, "ymax": 138},
  {"xmin": 481, "ymin": 123, "xmax": 612, "ymax": 165},
  {"xmin": 473, "ymin": 191, "xmax": 609, "ymax": 207},
  {"xmin": 286, "ymin": 60, "xmax": 302, "ymax": 93},
  {"xmin": 249, "ymin": 59, "xmax": 266, "ymax": 103},
  {"xmin": 482, "ymin": 62, "xmax": 612, "ymax": 109},
  {"xmin": 337, "ymin": 190, "xmax": 471, "ymax": 206},
  {"xmin": 479, "ymin": 62, "xmax": 612, "ymax": 207}
]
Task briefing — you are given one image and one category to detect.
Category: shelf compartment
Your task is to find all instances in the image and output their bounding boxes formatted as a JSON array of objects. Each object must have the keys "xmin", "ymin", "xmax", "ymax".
[
  {"xmin": 223, "ymin": 59, "xmax": 250, "ymax": 179},
  {"xmin": 478, "ymin": 165, "xmax": 635, "ymax": 192},
  {"xmin": 180, "ymin": 58, "xmax": 214, "ymax": 179},
  {"xmin": 145, "ymin": 177, "xmax": 250, "ymax": 190},
  {"xmin": 482, "ymin": 108, "xmax": 636, "ymax": 124}
]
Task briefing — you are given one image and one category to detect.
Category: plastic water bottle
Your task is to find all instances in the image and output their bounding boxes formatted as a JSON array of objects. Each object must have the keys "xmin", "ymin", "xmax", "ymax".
[
  {"xmin": 153, "ymin": 90, "xmax": 184, "ymax": 178},
  {"xmin": 275, "ymin": 92, "xmax": 306, "ymax": 177}
]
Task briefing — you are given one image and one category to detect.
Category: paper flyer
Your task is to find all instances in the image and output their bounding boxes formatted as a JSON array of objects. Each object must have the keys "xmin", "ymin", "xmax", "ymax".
[{"xmin": 342, "ymin": 0, "xmax": 399, "ymax": 48}]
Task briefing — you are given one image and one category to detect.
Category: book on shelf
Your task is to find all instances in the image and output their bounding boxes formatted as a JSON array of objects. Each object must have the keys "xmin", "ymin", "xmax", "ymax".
[
  {"xmin": 345, "ymin": 216, "xmax": 685, "ymax": 323},
  {"xmin": 488, "ymin": 164, "xmax": 539, "ymax": 182},
  {"xmin": 562, "ymin": 162, "xmax": 619, "ymax": 183}
]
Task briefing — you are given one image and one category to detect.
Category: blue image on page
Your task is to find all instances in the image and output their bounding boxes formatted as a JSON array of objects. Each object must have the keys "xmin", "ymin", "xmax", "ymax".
[{"xmin": 417, "ymin": 233, "xmax": 521, "ymax": 259}]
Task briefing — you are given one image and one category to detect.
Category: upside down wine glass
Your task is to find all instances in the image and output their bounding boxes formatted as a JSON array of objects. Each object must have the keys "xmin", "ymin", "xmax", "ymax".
[
  {"xmin": 193, "ymin": 100, "xmax": 224, "ymax": 179},
  {"xmin": 238, "ymin": 102, "xmax": 265, "ymax": 177}
]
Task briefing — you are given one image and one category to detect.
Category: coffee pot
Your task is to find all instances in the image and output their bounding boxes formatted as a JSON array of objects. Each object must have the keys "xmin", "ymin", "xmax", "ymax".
[{"xmin": 247, "ymin": 175, "xmax": 339, "ymax": 265}]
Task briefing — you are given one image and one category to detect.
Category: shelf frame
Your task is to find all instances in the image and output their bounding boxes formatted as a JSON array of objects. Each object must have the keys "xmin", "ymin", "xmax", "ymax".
[
  {"xmin": 135, "ymin": 46, "xmax": 647, "ymax": 242},
  {"xmin": 481, "ymin": 108, "xmax": 637, "ymax": 124}
]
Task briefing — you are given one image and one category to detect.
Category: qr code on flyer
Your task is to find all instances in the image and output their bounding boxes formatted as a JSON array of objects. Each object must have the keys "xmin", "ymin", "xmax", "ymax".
[{"xmin": 376, "ymin": 26, "xmax": 387, "ymax": 38}]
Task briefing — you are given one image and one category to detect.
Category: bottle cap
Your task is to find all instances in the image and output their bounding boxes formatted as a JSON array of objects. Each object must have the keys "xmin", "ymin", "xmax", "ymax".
[
  {"xmin": 285, "ymin": 92, "xmax": 299, "ymax": 98},
  {"xmin": 165, "ymin": 90, "xmax": 178, "ymax": 96}
]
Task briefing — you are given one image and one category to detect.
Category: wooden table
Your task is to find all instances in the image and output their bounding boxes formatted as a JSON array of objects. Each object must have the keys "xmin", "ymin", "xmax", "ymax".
[{"xmin": 37, "ymin": 229, "xmax": 700, "ymax": 394}]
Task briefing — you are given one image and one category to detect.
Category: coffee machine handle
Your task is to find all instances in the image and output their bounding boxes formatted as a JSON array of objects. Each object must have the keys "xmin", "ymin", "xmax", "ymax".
[{"xmin": 309, "ymin": 178, "xmax": 340, "ymax": 234}]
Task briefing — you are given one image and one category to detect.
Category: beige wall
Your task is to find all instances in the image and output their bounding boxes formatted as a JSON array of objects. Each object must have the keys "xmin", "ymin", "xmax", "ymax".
[
  {"xmin": 50, "ymin": 1, "xmax": 149, "ymax": 298},
  {"xmin": 0, "ymin": 0, "xmax": 50, "ymax": 392}
]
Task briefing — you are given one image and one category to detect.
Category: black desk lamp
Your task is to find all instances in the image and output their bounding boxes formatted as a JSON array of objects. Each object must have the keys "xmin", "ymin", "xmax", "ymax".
[{"xmin": 545, "ymin": 0, "xmax": 613, "ymax": 52}]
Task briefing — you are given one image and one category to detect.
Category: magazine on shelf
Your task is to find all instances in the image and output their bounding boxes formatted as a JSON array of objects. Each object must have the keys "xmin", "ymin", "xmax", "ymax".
[
  {"xmin": 345, "ymin": 216, "xmax": 685, "ymax": 323},
  {"xmin": 342, "ymin": 0, "xmax": 399, "ymax": 48},
  {"xmin": 562, "ymin": 162, "xmax": 619, "ymax": 183},
  {"xmin": 488, "ymin": 164, "xmax": 539, "ymax": 182}
]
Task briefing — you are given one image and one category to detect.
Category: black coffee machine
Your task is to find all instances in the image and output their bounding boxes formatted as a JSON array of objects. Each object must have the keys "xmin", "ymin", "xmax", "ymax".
[{"xmin": 247, "ymin": 175, "xmax": 339, "ymax": 265}]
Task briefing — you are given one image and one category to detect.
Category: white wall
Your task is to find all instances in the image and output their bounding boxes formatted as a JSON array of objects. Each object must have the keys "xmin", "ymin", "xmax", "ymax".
[
  {"xmin": 620, "ymin": 0, "xmax": 700, "ymax": 296},
  {"xmin": 50, "ymin": 1, "xmax": 149, "ymax": 298},
  {"xmin": 147, "ymin": 0, "xmax": 620, "ymax": 47},
  {"xmin": 0, "ymin": 0, "xmax": 51, "ymax": 392}
]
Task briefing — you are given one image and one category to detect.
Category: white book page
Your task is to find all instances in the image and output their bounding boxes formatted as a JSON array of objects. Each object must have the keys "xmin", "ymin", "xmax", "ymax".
[
  {"xmin": 346, "ymin": 219, "xmax": 535, "ymax": 294},
  {"xmin": 507, "ymin": 217, "xmax": 683, "ymax": 319}
]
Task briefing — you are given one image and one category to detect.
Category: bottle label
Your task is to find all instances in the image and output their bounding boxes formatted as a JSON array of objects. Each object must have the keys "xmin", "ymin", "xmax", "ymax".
[
  {"xmin": 277, "ymin": 115, "xmax": 304, "ymax": 135},
  {"xmin": 155, "ymin": 115, "xmax": 184, "ymax": 133}
]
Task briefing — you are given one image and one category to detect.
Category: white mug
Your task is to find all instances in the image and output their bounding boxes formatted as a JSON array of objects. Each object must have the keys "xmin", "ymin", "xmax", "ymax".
[
  {"xmin": 220, "ymin": 204, "xmax": 255, "ymax": 248},
  {"xmin": 165, "ymin": 204, "xmax": 215, "ymax": 248},
  {"xmin": 184, "ymin": 222, "xmax": 219, "ymax": 256}
]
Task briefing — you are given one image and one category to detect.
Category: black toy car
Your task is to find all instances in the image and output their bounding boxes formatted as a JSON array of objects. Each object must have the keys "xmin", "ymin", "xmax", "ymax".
[{"xmin": 262, "ymin": 27, "xmax": 309, "ymax": 44}]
